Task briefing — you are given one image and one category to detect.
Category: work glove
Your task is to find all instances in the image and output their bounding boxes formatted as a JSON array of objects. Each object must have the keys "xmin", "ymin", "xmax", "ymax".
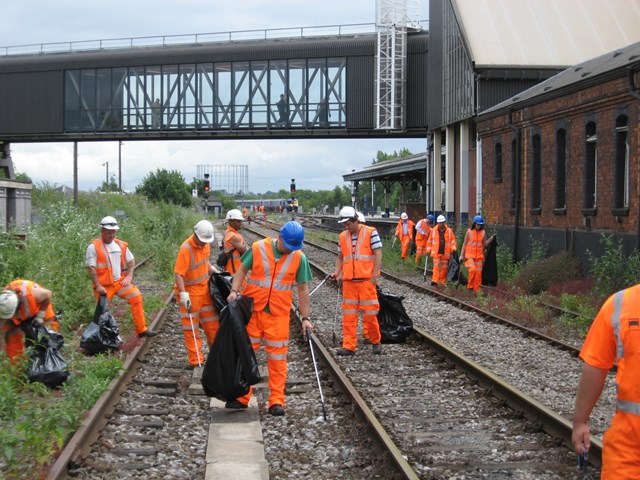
[
  {"xmin": 179, "ymin": 292, "xmax": 191, "ymax": 310},
  {"xmin": 34, "ymin": 311, "xmax": 46, "ymax": 325}
]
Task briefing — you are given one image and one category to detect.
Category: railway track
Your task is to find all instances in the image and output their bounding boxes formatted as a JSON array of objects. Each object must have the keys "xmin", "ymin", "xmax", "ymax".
[{"xmin": 244, "ymin": 221, "xmax": 610, "ymax": 478}]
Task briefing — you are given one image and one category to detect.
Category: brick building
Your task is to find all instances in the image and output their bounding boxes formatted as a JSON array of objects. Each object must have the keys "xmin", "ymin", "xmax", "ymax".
[{"xmin": 476, "ymin": 41, "xmax": 640, "ymax": 260}]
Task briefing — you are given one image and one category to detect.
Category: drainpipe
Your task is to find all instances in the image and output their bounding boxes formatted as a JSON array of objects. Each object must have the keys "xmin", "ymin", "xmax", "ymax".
[
  {"xmin": 628, "ymin": 68, "xmax": 640, "ymax": 251},
  {"xmin": 508, "ymin": 109, "xmax": 521, "ymax": 264}
]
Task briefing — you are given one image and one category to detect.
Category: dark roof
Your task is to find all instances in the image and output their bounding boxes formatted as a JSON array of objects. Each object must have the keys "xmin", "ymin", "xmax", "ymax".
[
  {"xmin": 343, "ymin": 153, "xmax": 427, "ymax": 182},
  {"xmin": 477, "ymin": 40, "xmax": 640, "ymax": 119}
]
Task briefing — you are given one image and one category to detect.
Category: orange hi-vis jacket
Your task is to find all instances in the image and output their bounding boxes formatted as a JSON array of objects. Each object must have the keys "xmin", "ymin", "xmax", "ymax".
[
  {"xmin": 427, "ymin": 226, "xmax": 456, "ymax": 258},
  {"xmin": 223, "ymin": 226, "xmax": 244, "ymax": 274},
  {"xmin": 415, "ymin": 219, "xmax": 432, "ymax": 242},
  {"xmin": 174, "ymin": 235, "xmax": 211, "ymax": 296},
  {"xmin": 5, "ymin": 279, "xmax": 55, "ymax": 324},
  {"xmin": 339, "ymin": 226, "xmax": 376, "ymax": 280},
  {"xmin": 465, "ymin": 229, "xmax": 486, "ymax": 259},
  {"xmin": 92, "ymin": 238, "xmax": 129, "ymax": 288},
  {"xmin": 395, "ymin": 219, "xmax": 415, "ymax": 240},
  {"xmin": 243, "ymin": 238, "xmax": 301, "ymax": 316}
]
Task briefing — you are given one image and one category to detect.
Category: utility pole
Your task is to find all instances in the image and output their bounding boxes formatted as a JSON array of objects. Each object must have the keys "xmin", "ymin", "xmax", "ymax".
[
  {"xmin": 118, "ymin": 141, "xmax": 123, "ymax": 193},
  {"xmin": 102, "ymin": 162, "xmax": 109, "ymax": 190}
]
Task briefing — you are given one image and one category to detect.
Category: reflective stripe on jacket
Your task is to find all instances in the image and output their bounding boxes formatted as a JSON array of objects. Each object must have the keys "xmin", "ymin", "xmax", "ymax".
[
  {"xmin": 93, "ymin": 238, "xmax": 128, "ymax": 288},
  {"xmin": 466, "ymin": 229, "xmax": 486, "ymax": 260},
  {"xmin": 395, "ymin": 220, "xmax": 415, "ymax": 240},
  {"xmin": 243, "ymin": 238, "xmax": 301, "ymax": 316},
  {"xmin": 223, "ymin": 227, "xmax": 243, "ymax": 274},
  {"xmin": 177, "ymin": 235, "xmax": 211, "ymax": 290},
  {"xmin": 5, "ymin": 279, "xmax": 39, "ymax": 325},
  {"xmin": 610, "ymin": 288, "xmax": 640, "ymax": 415},
  {"xmin": 339, "ymin": 226, "xmax": 375, "ymax": 280},
  {"xmin": 427, "ymin": 226, "xmax": 456, "ymax": 258}
]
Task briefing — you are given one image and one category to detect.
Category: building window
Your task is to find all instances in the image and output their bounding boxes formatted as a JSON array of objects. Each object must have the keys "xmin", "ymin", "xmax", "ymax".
[
  {"xmin": 554, "ymin": 128, "xmax": 567, "ymax": 212},
  {"xmin": 530, "ymin": 133, "xmax": 541, "ymax": 212},
  {"xmin": 583, "ymin": 121, "xmax": 597, "ymax": 213},
  {"xmin": 510, "ymin": 139, "xmax": 517, "ymax": 210},
  {"xmin": 613, "ymin": 115, "xmax": 630, "ymax": 212},
  {"xmin": 494, "ymin": 142, "xmax": 502, "ymax": 182}
]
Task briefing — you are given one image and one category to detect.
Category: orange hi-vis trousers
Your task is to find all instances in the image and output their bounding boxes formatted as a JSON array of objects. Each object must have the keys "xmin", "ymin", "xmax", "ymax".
[
  {"xmin": 466, "ymin": 257, "xmax": 484, "ymax": 292},
  {"xmin": 431, "ymin": 254, "xmax": 450, "ymax": 285},
  {"xmin": 94, "ymin": 279, "xmax": 147, "ymax": 335},
  {"xmin": 601, "ymin": 411, "xmax": 640, "ymax": 479},
  {"xmin": 2, "ymin": 304, "xmax": 57, "ymax": 363},
  {"xmin": 341, "ymin": 280, "xmax": 381, "ymax": 351},
  {"xmin": 179, "ymin": 293, "xmax": 219, "ymax": 367},
  {"xmin": 238, "ymin": 310, "xmax": 290, "ymax": 408}
]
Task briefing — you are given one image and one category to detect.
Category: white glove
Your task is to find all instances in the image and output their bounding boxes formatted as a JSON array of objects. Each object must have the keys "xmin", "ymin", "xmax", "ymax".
[
  {"xmin": 34, "ymin": 311, "xmax": 45, "ymax": 325},
  {"xmin": 179, "ymin": 292, "xmax": 191, "ymax": 310}
]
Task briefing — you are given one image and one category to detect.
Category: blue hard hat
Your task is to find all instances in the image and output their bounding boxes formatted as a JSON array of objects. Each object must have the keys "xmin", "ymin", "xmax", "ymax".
[
  {"xmin": 427, "ymin": 214, "xmax": 435, "ymax": 223},
  {"xmin": 280, "ymin": 221, "xmax": 304, "ymax": 251},
  {"xmin": 473, "ymin": 215, "xmax": 485, "ymax": 225}
]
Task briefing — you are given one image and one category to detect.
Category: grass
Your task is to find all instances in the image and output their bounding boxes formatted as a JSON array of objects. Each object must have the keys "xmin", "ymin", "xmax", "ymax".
[{"xmin": 0, "ymin": 186, "xmax": 204, "ymax": 479}]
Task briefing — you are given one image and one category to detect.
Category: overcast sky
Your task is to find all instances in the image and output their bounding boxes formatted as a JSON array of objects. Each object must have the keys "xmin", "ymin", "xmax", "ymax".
[{"xmin": 1, "ymin": 1, "xmax": 429, "ymax": 194}]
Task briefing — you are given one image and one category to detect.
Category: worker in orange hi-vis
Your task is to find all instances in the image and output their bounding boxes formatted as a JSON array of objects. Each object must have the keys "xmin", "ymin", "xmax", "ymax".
[
  {"xmin": 426, "ymin": 215, "xmax": 457, "ymax": 286},
  {"xmin": 460, "ymin": 215, "xmax": 495, "ymax": 293},
  {"xmin": 572, "ymin": 283, "xmax": 640, "ymax": 479},
  {"xmin": 174, "ymin": 220, "xmax": 220, "ymax": 369},
  {"xmin": 0, "ymin": 281, "xmax": 58, "ymax": 363},
  {"xmin": 221, "ymin": 209, "xmax": 248, "ymax": 275},
  {"xmin": 415, "ymin": 214, "xmax": 434, "ymax": 266},
  {"xmin": 394, "ymin": 213, "xmax": 415, "ymax": 261}
]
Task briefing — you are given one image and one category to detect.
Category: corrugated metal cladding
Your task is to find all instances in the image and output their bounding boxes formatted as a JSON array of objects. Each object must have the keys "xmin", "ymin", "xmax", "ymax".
[
  {"xmin": 346, "ymin": 56, "xmax": 374, "ymax": 129},
  {"xmin": 476, "ymin": 78, "xmax": 555, "ymax": 115},
  {"xmin": 0, "ymin": 71, "xmax": 63, "ymax": 134},
  {"xmin": 406, "ymin": 33, "xmax": 429, "ymax": 130},
  {"xmin": 0, "ymin": 36, "xmax": 378, "ymax": 73}
]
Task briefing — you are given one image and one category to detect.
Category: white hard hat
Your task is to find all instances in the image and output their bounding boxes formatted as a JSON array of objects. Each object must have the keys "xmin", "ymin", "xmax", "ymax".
[
  {"xmin": 400, "ymin": 213, "xmax": 408, "ymax": 220},
  {"xmin": 356, "ymin": 212, "xmax": 366, "ymax": 223},
  {"xmin": 225, "ymin": 209, "xmax": 244, "ymax": 221},
  {"xmin": 194, "ymin": 220, "xmax": 214, "ymax": 243},
  {"xmin": 437, "ymin": 215, "xmax": 446, "ymax": 223},
  {"xmin": 100, "ymin": 216, "xmax": 119, "ymax": 230},
  {"xmin": 0, "ymin": 290, "xmax": 19, "ymax": 320},
  {"xmin": 338, "ymin": 206, "xmax": 357, "ymax": 223}
]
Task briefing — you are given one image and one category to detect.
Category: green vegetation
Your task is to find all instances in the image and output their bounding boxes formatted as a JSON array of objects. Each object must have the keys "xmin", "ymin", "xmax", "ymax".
[{"xmin": 0, "ymin": 184, "xmax": 204, "ymax": 478}]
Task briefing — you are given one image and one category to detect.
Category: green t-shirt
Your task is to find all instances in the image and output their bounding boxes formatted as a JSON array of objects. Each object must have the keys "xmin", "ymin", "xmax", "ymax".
[{"xmin": 240, "ymin": 238, "xmax": 313, "ymax": 283}]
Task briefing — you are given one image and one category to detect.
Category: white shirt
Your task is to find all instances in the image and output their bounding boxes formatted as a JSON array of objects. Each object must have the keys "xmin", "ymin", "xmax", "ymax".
[{"xmin": 86, "ymin": 240, "xmax": 134, "ymax": 283}]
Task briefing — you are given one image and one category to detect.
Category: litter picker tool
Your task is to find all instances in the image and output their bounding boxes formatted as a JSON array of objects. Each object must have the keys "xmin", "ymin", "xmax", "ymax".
[
  {"xmin": 306, "ymin": 328, "xmax": 327, "ymax": 421},
  {"xmin": 332, "ymin": 280, "xmax": 341, "ymax": 345},
  {"xmin": 391, "ymin": 236, "xmax": 397, "ymax": 250},
  {"xmin": 423, "ymin": 256, "xmax": 429, "ymax": 281},
  {"xmin": 187, "ymin": 306, "xmax": 202, "ymax": 367},
  {"xmin": 310, "ymin": 274, "xmax": 330, "ymax": 297}
]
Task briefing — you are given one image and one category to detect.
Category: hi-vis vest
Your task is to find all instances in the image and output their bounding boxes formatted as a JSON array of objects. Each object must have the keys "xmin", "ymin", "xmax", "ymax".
[
  {"xmin": 415, "ymin": 219, "xmax": 432, "ymax": 240},
  {"xmin": 466, "ymin": 229, "xmax": 486, "ymax": 259},
  {"xmin": 339, "ymin": 226, "xmax": 375, "ymax": 280},
  {"xmin": 243, "ymin": 238, "xmax": 301, "ymax": 316},
  {"xmin": 5, "ymin": 279, "xmax": 40, "ymax": 325},
  {"xmin": 610, "ymin": 287, "xmax": 640, "ymax": 416},
  {"xmin": 223, "ymin": 227, "xmax": 243, "ymax": 274},
  {"xmin": 427, "ymin": 226, "xmax": 456, "ymax": 258},
  {"xmin": 176, "ymin": 235, "xmax": 210, "ymax": 293},
  {"xmin": 92, "ymin": 238, "xmax": 128, "ymax": 287}
]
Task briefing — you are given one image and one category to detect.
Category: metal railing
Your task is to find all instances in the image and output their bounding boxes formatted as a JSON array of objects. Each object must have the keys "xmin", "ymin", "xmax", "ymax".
[{"xmin": 0, "ymin": 23, "xmax": 385, "ymax": 57}]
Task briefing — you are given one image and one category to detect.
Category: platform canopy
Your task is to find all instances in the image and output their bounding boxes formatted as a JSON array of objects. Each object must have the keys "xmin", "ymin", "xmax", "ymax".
[{"xmin": 342, "ymin": 152, "xmax": 427, "ymax": 184}]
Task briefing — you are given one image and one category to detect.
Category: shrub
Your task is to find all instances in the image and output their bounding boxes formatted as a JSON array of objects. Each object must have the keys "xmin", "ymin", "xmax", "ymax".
[
  {"xmin": 513, "ymin": 252, "xmax": 582, "ymax": 295},
  {"xmin": 588, "ymin": 234, "xmax": 640, "ymax": 299}
]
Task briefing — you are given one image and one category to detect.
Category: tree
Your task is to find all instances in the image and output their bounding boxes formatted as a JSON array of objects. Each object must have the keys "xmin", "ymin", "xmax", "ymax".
[{"xmin": 136, "ymin": 169, "xmax": 192, "ymax": 207}]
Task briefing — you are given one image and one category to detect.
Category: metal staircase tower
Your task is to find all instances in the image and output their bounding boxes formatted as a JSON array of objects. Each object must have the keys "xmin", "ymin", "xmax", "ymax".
[{"xmin": 375, "ymin": 0, "xmax": 421, "ymax": 130}]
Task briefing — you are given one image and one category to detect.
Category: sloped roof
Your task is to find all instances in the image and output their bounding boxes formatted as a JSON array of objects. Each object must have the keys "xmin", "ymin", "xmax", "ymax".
[
  {"xmin": 455, "ymin": 0, "xmax": 640, "ymax": 68},
  {"xmin": 478, "ymin": 40, "xmax": 640, "ymax": 117}
]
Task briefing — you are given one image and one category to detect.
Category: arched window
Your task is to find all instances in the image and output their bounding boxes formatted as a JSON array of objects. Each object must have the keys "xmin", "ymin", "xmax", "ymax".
[
  {"xmin": 583, "ymin": 121, "xmax": 597, "ymax": 212},
  {"xmin": 510, "ymin": 139, "xmax": 517, "ymax": 210},
  {"xmin": 531, "ymin": 133, "xmax": 541, "ymax": 211},
  {"xmin": 613, "ymin": 115, "xmax": 629, "ymax": 210},
  {"xmin": 494, "ymin": 142, "xmax": 502, "ymax": 182},
  {"xmin": 554, "ymin": 128, "xmax": 567, "ymax": 210}
]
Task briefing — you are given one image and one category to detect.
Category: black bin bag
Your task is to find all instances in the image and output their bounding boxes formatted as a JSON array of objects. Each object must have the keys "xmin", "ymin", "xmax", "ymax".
[
  {"xmin": 80, "ymin": 295, "xmax": 123, "ymax": 355},
  {"xmin": 201, "ymin": 295, "xmax": 261, "ymax": 401},
  {"xmin": 446, "ymin": 250, "xmax": 467, "ymax": 286},
  {"xmin": 208, "ymin": 271, "xmax": 233, "ymax": 312},
  {"xmin": 482, "ymin": 237, "xmax": 499, "ymax": 286},
  {"xmin": 22, "ymin": 321, "xmax": 69, "ymax": 388},
  {"xmin": 376, "ymin": 287, "xmax": 413, "ymax": 343}
]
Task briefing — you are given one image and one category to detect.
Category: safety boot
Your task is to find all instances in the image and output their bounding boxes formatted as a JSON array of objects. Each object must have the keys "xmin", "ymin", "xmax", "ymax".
[
  {"xmin": 268, "ymin": 404, "xmax": 285, "ymax": 416},
  {"xmin": 337, "ymin": 348, "xmax": 355, "ymax": 356},
  {"xmin": 372, "ymin": 343, "xmax": 382, "ymax": 354}
]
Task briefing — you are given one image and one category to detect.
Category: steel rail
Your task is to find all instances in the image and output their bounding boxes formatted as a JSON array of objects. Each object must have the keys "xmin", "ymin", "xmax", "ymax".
[{"xmin": 45, "ymin": 291, "xmax": 175, "ymax": 480}]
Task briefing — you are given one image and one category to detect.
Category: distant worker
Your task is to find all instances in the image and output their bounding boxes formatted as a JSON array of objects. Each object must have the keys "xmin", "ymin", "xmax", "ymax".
[
  {"xmin": 415, "ymin": 214, "xmax": 434, "ymax": 266},
  {"xmin": 174, "ymin": 220, "xmax": 220, "ymax": 369},
  {"xmin": 242, "ymin": 207, "xmax": 248, "ymax": 218},
  {"xmin": 460, "ymin": 215, "xmax": 495, "ymax": 293},
  {"xmin": 0, "ymin": 280, "xmax": 58, "ymax": 363},
  {"xmin": 86, "ymin": 216, "xmax": 156, "ymax": 338},
  {"xmin": 226, "ymin": 221, "xmax": 313, "ymax": 415},
  {"xmin": 427, "ymin": 215, "xmax": 457, "ymax": 286},
  {"xmin": 355, "ymin": 211, "xmax": 372, "ymax": 344},
  {"xmin": 222, "ymin": 209, "xmax": 248, "ymax": 274},
  {"xmin": 572, "ymin": 282, "xmax": 640, "ymax": 478},
  {"xmin": 394, "ymin": 213, "xmax": 415, "ymax": 261},
  {"xmin": 275, "ymin": 94, "xmax": 289, "ymax": 126},
  {"xmin": 331, "ymin": 206, "xmax": 382, "ymax": 356},
  {"xmin": 316, "ymin": 98, "xmax": 329, "ymax": 127}
]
